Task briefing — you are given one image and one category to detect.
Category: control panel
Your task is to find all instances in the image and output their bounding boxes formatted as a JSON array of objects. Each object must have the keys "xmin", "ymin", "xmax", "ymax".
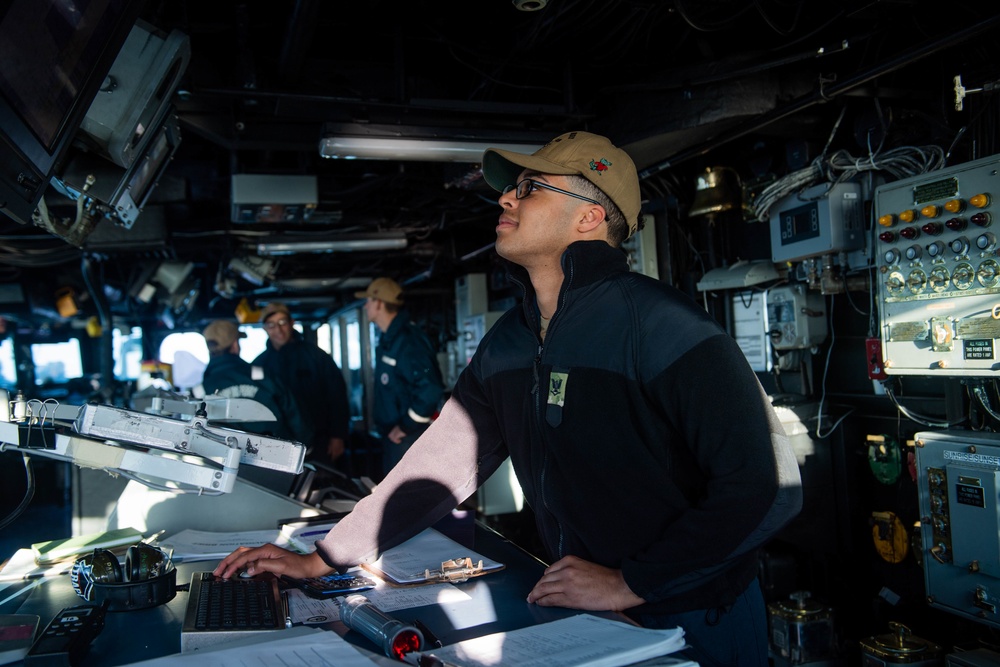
[
  {"xmin": 915, "ymin": 430, "xmax": 1000, "ymax": 629},
  {"xmin": 876, "ymin": 154, "xmax": 1000, "ymax": 375},
  {"xmin": 769, "ymin": 182, "xmax": 864, "ymax": 263},
  {"xmin": 765, "ymin": 284, "xmax": 827, "ymax": 350}
]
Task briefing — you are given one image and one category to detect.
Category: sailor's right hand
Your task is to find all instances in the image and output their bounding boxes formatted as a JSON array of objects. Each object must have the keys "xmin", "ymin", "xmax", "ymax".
[{"xmin": 213, "ymin": 545, "xmax": 330, "ymax": 580}]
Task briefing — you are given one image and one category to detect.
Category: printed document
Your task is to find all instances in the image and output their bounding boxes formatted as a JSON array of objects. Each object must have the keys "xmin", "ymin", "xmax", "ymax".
[{"xmin": 418, "ymin": 613, "xmax": 690, "ymax": 667}]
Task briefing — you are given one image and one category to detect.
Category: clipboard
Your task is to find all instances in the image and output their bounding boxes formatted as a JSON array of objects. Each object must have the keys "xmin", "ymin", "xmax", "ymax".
[{"xmin": 361, "ymin": 528, "xmax": 505, "ymax": 586}]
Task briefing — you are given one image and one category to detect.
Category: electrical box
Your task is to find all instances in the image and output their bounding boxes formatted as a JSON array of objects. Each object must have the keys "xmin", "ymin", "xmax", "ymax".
[
  {"xmin": 915, "ymin": 430, "xmax": 1000, "ymax": 630},
  {"xmin": 765, "ymin": 284, "xmax": 827, "ymax": 350},
  {"xmin": 454, "ymin": 273, "xmax": 488, "ymax": 324},
  {"xmin": 622, "ymin": 214, "xmax": 659, "ymax": 278},
  {"xmin": 231, "ymin": 175, "xmax": 318, "ymax": 223},
  {"xmin": 874, "ymin": 153, "xmax": 1000, "ymax": 376},
  {"xmin": 457, "ymin": 312, "xmax": 503, "ymax": 372},
  {"xmin": 732, "ymin": 292, "xmax": 769, "ymax": 372},
  {"xmin": 769, "ymin": 182, "xmax": 864, "ymax": 263}
]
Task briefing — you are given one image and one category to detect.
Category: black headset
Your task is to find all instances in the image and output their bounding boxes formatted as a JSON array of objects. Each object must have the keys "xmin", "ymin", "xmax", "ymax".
[{"xmin": 71, "ymin": 543, "xmax": 177, "ymax": 611}]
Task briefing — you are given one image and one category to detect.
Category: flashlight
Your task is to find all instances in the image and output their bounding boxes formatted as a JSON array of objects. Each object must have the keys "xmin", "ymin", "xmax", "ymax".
[{"xmin": 339, "ymin": 594, "xmax": 423, "ymax": 660}]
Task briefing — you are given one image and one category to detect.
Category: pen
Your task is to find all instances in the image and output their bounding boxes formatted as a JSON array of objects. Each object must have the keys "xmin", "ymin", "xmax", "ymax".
[
  {"xmin": 281, "ymin": 590, "xmax": 292, "ymax": 628},
  {"xmin": 298, "ymin": 529, "xmax": 330, "ymax": 538}
]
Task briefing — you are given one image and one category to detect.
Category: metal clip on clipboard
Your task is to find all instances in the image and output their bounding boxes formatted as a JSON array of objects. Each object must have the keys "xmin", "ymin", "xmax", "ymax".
[{"xmin": 423, "ymin": 557, "xmax": 485, "ymax": 583}]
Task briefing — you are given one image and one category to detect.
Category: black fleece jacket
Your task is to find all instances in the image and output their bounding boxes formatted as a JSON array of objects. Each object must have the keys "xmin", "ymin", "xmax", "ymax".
[{"xmin": 317, "ymin": 240, "xmax": 802, "ymax": 617}]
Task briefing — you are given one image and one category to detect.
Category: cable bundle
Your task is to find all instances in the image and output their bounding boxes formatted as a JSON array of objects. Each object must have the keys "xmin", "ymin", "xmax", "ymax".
[{"xmin": 752, "ymin": 144, "xmax": 946, "ymax": 223}]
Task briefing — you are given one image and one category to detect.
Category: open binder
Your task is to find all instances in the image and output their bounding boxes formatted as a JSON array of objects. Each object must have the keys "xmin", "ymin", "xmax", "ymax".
[{"xmin": 279, "ymin": 519, "xmax": 505, "ymax": 586}]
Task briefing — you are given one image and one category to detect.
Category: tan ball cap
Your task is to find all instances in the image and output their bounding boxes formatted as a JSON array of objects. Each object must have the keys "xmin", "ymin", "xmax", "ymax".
[{"xmin": 482, "ymin": 131, "xmax": 641, "ymax": 237}]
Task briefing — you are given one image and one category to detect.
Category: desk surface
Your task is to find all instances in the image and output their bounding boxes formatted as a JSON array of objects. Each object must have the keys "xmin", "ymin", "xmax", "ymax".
[{"xmin": 7, "ymin": 523, "xmax": 609, "ymax": 666}]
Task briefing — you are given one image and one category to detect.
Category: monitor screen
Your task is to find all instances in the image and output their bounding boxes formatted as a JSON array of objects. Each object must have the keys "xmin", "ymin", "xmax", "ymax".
[{"xmin": 0, "ymin": 0, "xmax": 143, "ymax": 224}]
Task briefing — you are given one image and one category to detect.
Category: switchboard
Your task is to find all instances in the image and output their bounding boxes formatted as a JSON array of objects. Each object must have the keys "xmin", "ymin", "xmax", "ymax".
[
  {"xmin": 915, "ymin": 430, "xmax": 1000, "ymax": 629},
  {"xmin": 876, "ymin": 154, "xmax": 1000, "ymax": 375}
]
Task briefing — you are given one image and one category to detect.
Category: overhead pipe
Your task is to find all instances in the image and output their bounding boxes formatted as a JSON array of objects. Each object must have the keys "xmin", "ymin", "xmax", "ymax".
[{"xmin": 639, "ymin": 13, "xmax": 1000, "ymax": 179}]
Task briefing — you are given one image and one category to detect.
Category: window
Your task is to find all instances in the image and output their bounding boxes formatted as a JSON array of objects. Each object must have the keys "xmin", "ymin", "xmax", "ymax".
[
  {"xmin": 30, "ymin": 339, "xmax": 83, "ymax": 385},
  {"xmin": 158, "ymin": 332, "xmax": 207, "ymax": 390},
  {"xmin": 157, "ymin": 326, "xmax": 269, "ymax": 390},
  {"xmin": 0, "ymin": 338, "xmax": 15, "ymax": 390},
  {"xmin": 113, "ymin": 326, "xmax": 143, "ymax": 381},
  {"xmin": 239, "ymin": 327, "xmax": 268, "ymax": 362},
  {"xmin": 317, "ymin": 322, "xmax": 332, "ymax": 357}
]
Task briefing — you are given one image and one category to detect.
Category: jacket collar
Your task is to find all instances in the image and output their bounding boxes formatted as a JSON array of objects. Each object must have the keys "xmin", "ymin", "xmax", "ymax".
[
  {"xmin": 380, "ymin": 307, "xmax": 410, "ymax": 343},
  {"xmin": 265, "ymin": 329, "xmax": 303, "ymax": 352},
  {"xmin": 507, "ymin": 240, "xmax": 630, "ymax": 319}
]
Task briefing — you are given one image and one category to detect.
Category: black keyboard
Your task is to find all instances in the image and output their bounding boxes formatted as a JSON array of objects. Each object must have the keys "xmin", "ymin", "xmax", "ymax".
[{"xmin": 181, "ymin": 572, "xmax": 288, "ymax": 652}]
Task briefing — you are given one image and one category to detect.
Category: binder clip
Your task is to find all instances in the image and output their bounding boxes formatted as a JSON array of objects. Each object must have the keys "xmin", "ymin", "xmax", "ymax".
[{"xmin": 424, "ymin": 557, "xmax": 484, "ymax": 583}]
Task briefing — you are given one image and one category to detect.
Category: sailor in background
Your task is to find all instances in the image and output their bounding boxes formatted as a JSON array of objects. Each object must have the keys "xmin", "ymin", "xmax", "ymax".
[{"xmin": 356, "ymin": 277, "xmax": 445, "ymax": 478}]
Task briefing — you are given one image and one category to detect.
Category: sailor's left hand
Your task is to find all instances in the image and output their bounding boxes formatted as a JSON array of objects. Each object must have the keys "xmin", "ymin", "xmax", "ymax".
[{"xmin": 526, "ymin": 555, "xmax": 644, "ymax": 612}]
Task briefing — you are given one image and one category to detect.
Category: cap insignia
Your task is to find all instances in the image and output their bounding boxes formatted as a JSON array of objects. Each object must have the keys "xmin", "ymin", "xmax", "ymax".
[{"xmin": 589, "ymin": 158, "xmax": 612, "ymax": 173}]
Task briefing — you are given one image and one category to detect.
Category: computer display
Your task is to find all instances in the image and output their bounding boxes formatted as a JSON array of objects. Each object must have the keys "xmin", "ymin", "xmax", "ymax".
[{"xmin": 0, "ymin": 0, "xmax": 143, "ymax": 224}]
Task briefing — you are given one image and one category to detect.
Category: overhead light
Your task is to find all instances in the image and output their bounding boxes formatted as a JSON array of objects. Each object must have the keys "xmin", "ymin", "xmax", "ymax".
[
  {"xmin": 318, "ymin": 136, "xmax": 542, "ymax": 162},
  {"xmin": 256, "ymin": 235, "xmax": 408, "ymax": 256}
]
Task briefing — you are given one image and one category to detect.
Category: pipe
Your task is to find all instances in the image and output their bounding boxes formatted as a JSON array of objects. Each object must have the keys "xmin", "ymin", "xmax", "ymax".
[
  {"xmin": 82, "ymin": 256, "xmax": 114, "ymax": 399},
  {"xmin": 639, "ymin": 13, "xmax": 1000, "ymax": 179}
]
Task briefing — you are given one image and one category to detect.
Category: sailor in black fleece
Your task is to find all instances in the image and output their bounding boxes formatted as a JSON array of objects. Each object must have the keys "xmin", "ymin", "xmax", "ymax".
[{"xmin": 216, "ymin": 131, "xmax": 802, "ymax": 667}]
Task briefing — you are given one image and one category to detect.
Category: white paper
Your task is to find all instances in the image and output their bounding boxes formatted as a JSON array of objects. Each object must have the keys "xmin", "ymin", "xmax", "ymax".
[
  {"xmin": 287, "ymin": 580, "xmax": 472, "ymax": 625},
  {"xmin": 287, "ymin": 589, "xmax": 343, "ymax": 624},
  {"xmin": 118, "ymin": 627, "xmax": 377, "ymax": 666},
  {"xmin": 0, "ymin": 548, "xmax": 72, "ymax": 582},
  {"xmin": 422, "ymin": 614, "xmax": 688, "ymax": 667},
  {"xmin": 363, "ymin": 582, "xmax": 471, "ymax": 612},
  {"xmin": 278, "ymin": 521, "xmax": 340, "ymax": 553},
  {"xmin": 154, "ymin": 528, "xmax": 282, "ymax": 562},
  {"xmin": 367, "ymin": 528, "xmax": 503, "ymax": 585}
]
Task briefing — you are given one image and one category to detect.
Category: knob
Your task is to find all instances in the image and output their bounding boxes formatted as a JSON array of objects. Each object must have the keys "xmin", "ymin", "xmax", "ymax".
[
  {"xmin": 951, "ymin": 237, "xmax": 971, "ymax": 254},
  {"xmin": 977, "ymin": 232, "xmax": 997, "ymax": 251},
  {"xmin": 883, "ymin": 248, "xmax": 901, "ymax": 265},
  {"xmin": 904, "ymin": 245, "xmax": 922, "ymax": 261},
  {"xmin": 921, "ymin": 222, "xmax": 943, "ymax": 235},
  {"xmin": 927, "ymin": 241, "xmax": 946, "ymax": 257}
]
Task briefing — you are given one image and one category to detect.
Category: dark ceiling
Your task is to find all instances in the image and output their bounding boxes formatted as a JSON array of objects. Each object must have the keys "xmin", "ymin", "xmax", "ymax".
[{"xmin": 4, "ymin": 0, "xmax": 1000, "ymax": 331}]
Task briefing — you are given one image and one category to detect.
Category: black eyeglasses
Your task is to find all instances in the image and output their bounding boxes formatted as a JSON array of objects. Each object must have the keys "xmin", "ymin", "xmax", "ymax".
[{"xmin": 502, "ymin": 178, "xmax": 601, "ymax": 206}]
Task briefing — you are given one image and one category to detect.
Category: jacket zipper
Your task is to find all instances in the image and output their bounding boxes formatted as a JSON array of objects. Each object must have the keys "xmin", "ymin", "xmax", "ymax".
[{"xmin": 537, "ymin": 254, "xmax": 575, "ymax": 560}]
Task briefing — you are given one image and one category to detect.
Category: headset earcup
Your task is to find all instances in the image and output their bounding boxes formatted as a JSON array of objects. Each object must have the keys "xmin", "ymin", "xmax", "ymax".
[
  {"xmin": 125, "ymin": 543, "xmax": 165, "ymax": 581},
  {"xmin": 89, "ymin": 548, "xmax": 123, "ymax": 583}
]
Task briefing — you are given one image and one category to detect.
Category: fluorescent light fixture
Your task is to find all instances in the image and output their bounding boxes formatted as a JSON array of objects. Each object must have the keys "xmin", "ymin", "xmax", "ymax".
[
  {"xmin": 318, "ymin": 136, "xmax": 542, "ymax": 162},
  {"xmin": 256, "ymin": 235, "xmax": 408, "ymax": 256}
]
